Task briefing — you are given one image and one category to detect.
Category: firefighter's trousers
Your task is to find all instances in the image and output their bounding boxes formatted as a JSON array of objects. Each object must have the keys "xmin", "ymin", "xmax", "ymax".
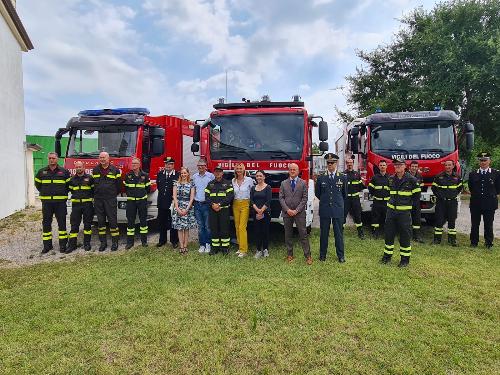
[{"xmin": 209, "ymin": 207, "xmax": 230, "ymax": 253}]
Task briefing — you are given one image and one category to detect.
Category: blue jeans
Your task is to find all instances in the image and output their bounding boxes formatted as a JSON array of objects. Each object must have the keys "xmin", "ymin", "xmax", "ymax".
[{"xmin": 194, "ymin": 201, "xmax": 211, "ymax": 246}]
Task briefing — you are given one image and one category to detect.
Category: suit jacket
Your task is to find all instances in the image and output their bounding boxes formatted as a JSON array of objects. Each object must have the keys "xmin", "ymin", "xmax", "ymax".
[
  {"xmin": 157, "ymin": 170, "xmax": 179, "ymax": 210},
  {"xmin": 279, "ymin": 177, "xmax": 308, "ymax": 217},
  {"xmin": 468, "ymin": 168, "xmax": 500, "ymax": 211},
  {"xmin": 315, "ymin": 171, "xmax": 347, "ymax": 218}
]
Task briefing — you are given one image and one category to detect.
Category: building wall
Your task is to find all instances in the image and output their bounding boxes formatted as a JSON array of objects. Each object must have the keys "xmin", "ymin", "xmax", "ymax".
[{"xmin": 0, "ymin": 14, "xmax": 26, "ymax": 219}]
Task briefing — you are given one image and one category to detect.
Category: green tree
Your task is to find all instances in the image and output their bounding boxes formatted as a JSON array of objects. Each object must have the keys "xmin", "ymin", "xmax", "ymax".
[{"xmin": 345, "ymin": 0, "xmax": 500, "ymax": 144}]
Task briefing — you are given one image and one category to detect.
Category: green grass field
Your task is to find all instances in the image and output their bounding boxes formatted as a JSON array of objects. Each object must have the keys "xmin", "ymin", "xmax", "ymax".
[{"xmin": 0, "ymin": 227, "xmax": 499, "ymax": 374}]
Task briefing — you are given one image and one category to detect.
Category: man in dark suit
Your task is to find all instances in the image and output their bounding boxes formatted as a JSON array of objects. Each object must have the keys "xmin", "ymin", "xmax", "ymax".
[
  {"xmin": 156, "ymin": 157, "xmax": 179, "ymax": 248},
  {"xmin": 315, "ymin": 153, "xmax": 348, "ymax": 262},
  {"xmin": 279, "ymin": 163, "xmax": 312, "ymax": 265},
  {"xmin": 468, "ymin": 152, "xmax": 500, "ymax": 249}
]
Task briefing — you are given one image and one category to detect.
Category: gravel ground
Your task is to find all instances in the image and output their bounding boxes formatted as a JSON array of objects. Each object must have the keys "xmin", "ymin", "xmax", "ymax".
[{"xmin": 0, "ymin": 199, "xmax": 498, "ymax": 268}]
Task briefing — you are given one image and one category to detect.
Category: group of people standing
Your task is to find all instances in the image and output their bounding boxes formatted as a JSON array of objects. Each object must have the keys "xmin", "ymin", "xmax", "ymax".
[{"xmin": 36, "ymin": 151, "xmax": 499, "ymax": 266}]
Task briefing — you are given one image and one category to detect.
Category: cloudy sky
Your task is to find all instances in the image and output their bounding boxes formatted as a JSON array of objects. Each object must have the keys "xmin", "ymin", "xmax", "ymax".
[{"xmin": 18, "ymin": 0, "xmax": 438, "ymax": 141}]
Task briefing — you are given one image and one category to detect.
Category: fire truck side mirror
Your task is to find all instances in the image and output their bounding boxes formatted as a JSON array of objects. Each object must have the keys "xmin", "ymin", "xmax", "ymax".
[
  {"xmin": 319, "ymin": 142, "xmax": 329, "ymax": 152},
  {"xmin": 350, "ymin": 127, "xmax": 359, "ymax": 154},
  {"xmin": 318, "ymin": 121, "xmax": 328, "ymax": 142},
  {"xmin": 193, "ymin": 124, "xmax": 201, "ymax": 143},
  {"xmin": 464, "ymin": 122, "xmax": 474, "ymax": 151},
  {"xmin": 54, "ymin": 128, "xmax": 68, "ymax": 157},
  {"xmin": 191, "ymin": 143, "xmax": 200, "ymax": 153},
  {"xmin": 151, "ymin": 138, "xmax": 164, "ymax": 156}
]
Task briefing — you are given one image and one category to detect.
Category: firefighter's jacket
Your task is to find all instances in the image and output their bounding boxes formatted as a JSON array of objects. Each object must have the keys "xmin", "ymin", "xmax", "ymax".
[
  {"xmin": 69, "ymin": 173, "xmax": 94, "ymax": 203},
  {"xmin": 35, "ymin": 165, "xmax": 71, "ymax": 202},
  {"xmin": 124, "ymin": 170, "xmax": 151, "ymax": 200},
  {"xmin": 368, "ymin": 173, "xmax": 390, "ymax": 201},
  {"xmin": 432, "ymin": 172, "xmax": 463, "ymax": 200},
  {"xmin": 91, "ymin": 164, "xmax": 122, "ymax": 199},
  {"xmin": 205, "ymin": 178, "xmax": 234, "ymax": 208},
  {"xmin": 387, "ymin": 172, "xmax": 420, "ymax": 211}
]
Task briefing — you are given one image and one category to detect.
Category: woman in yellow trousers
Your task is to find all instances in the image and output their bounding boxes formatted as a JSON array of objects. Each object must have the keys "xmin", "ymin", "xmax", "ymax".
[{"xmin": 232, "ymin": 163, "xmax": 255, "ymax": 258}]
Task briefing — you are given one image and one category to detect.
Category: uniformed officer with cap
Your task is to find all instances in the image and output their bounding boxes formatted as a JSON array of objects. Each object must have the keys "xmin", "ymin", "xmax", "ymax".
[
  {"xmin": 468, "ymin": 152, "xmax": 500, "ymax": 249},
  {"xmin": 381, "ymin": 158, "xmax": 419, "ymax": 267},
  {"xmin": 205, "ymin": 166, "xmax": 234, "ymax": 255},
  {"xmin": 315, "ymin": 153, "xmax": 347, "ymax": 262},
  {"xmin": 431, "ymin": 159, "xmax": 462, "ymax": 247},
  {"xmin": 156, "ymin": 156, "xmax": 179, "ymax": 248}
]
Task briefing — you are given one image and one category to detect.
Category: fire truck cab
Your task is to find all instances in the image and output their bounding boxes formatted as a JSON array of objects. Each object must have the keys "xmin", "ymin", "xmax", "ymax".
[
  {"xmin": 55, "ymin": 108, "xmax": 195, "ymax": 223},
  {"xmin": 190, "ymin": 96, "xmax": 329, "ymax": 230},
  {"xmin": 343, "ymin": 109, "xmax": 474, "ymax": 222}
]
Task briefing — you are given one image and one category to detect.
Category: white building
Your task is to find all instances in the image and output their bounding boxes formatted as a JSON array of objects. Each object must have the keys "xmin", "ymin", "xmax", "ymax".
[{"xmin": 0, "ymin": 0, "xmax": 33, "ymax": 219}]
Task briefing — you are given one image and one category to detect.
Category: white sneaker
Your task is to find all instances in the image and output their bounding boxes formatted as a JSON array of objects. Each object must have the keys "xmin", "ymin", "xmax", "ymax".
[
  {"xmin": 198, "ymin": 245, "xmax": 205, "ymax": 253},
  {"xmin": 263, "ymin": 249, "xmax": 269, "ymax": 257},
  {"xmin": 204, "ymin": 244, "xmax": 211, "ymax": 253},
  {"xmin": 254, "ymin": 251, "xmax": 263, "ymax": 259},
  {"xmin": 238, "ymin": 252, "xmax": 247, "ymax": 258},
  {"xmin": 235, "ymin": 250, "xmax": 241, "ymax": 256}
]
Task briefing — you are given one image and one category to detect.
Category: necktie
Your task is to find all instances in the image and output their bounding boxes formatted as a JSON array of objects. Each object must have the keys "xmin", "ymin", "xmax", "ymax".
[
  {"xmin": 291, "ymin": 179, "xmax": 296, "ymax": 191},
  {"xmin": 330, "ymin": 174, "xmax": 334, "ymax": 180}
]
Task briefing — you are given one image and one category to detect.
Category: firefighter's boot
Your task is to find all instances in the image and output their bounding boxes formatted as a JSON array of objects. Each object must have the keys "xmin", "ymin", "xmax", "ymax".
[
  {"xmin": 111, "ymin": 237, "xmax": 119, "ymax": 252},
  {"xmin": 98, "ymin": 236, "xmax": 107, "ymax": 252},
  {"xmin": 398, "ymin": 256, "xmax": 410, "ymax": 268},
  {"xmin": 357, "ymin": 226, "xmax": 365, "ymax": 239}
]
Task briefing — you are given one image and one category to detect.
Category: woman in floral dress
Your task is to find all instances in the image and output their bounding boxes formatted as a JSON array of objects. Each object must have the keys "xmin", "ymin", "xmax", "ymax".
[{"xmin": 172, "ymin": 167, "xmax": 197, "ymax": 254}]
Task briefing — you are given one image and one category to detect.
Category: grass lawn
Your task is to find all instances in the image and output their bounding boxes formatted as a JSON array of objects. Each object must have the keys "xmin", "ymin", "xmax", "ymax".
[{"xmin": 0, "ymin": 227, "xmax": 499, "ymax": 374}]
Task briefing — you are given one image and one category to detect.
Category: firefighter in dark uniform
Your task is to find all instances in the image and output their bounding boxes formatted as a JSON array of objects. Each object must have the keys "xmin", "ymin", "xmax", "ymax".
[
  {"xmin": 67, "ymin": 161, "xmax": 94, "ymax": 252},
  {"xmin": 431, "ymin": 160, "xmax": 462, "ymax": 247},
  {"xmin": 156, "ymin": 157, "xmax": 179, "ymax": 248},
  {"xmin": 92, "ymin": 152, "xmax": 122, "ymax": 251},
  {"xmin": 35, "ymin": 152, "xmax": 71, "ymax": 254},
  {"xmin": 124, "ymin": 158, "xmax": 151, "ymax": 249},
  {"xmin": 344, "ymin": 157, "xmax": 364, "ymax": 239},
  {"xmin": 381, "ymin": 158, "xmax": 419, "ymax": 267},
  {"xmin": 315, "ymin": 153, "xmax": 348, "ymax": 262},
  {"xmin": 368, "ymin": 159, "xmax": 390, "ymax": 238},
  {"xmin": 408, "ymin": 160, "xmax": 424, "ymax": 242},
  {"xmin": 205, "ymin": 166, "xmax": 234, "ymax": 255},
  {"xmin": 468, "ymin": 152, "xmax": 500, "ymax": 249}
]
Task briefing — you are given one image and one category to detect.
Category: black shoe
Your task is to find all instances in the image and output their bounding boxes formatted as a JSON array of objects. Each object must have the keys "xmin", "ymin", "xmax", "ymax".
[
  {"xmin": 111, "ymin": 242, "xmax": 118, "ymax": 252},
  {"xmin": 486, "ymin": 243, "xmax": 493, "ymax": 249},
  {"xmin": 142, "ymin": 242, "xmax": 148, "ymax": 248},
  {"xmin": 380, "ymin": 254, "xmax": 391, "ymax": 264},
  {"xmin": 84, "ymin": 244, "xmax": 91, "ymax": 251},
  {"xmin": 432, "ymin": 239, "xmax": 441, "ymax": 245},
  {"xmin": 172, "ymin": 242, "xmax": 179, "ymax": 249},
  {"xmin": 357, "ymin": 228, "xmax": 365, "ymax": 239},
  {"xmin": 470, "ymin": 243, "xmax": 478, "ymax": 248},
  {"xmin": 208, "ymin": 251, "xmax": 216, "ymax": 256},
  {"xmin": 319, "ymin": 257, "xmax": 326, "ymax": 262},
  {"xmin": 398, "ymin": 260, "xmax": 409, "ymax": 268},
  {"xmin": 41, "ymin": 245, "xmax": 53, "ymax": 254},
  {"xmin": 448, "ymin": 240, "xmax": 458, "ymax": 247},
  {"xmin": 156, "ymin": 242, "xmax": 166, "ymax": 248},
  {"xmin": 338, "ymin": 257, "xmax": 345, "ymax": 263},
  {"xmin": 99, "ymin": 242, "xmax": 107, "ymax": 252},
  {"xmin": 125, "ymin": 242, "xmax": 134, "ymax": 250},
  {"xmin": 59, "ymin": 246, "xmax": 67, "ymax": 254}
]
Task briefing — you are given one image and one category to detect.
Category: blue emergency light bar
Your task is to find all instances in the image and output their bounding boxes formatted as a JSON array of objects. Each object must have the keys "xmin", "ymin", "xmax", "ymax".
[{"xmin": 78, "ymin": 108, "xmax": 150, "ymax": 116}]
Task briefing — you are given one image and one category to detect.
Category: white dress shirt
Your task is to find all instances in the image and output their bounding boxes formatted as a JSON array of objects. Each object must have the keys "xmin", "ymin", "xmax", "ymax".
[{"xmin": 232, "ymin": 176, "xmax": 255, "ymax": 200}]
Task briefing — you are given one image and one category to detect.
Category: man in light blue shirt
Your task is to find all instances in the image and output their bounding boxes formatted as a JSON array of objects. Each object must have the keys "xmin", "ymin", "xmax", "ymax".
[{"xmin": 192, "ymin": 159, "xmax": 215, "ymax": 253}]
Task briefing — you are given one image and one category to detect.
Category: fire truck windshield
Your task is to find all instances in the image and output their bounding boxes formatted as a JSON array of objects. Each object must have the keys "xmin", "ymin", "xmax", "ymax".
[
  {"xmin": 67, "ymin": 126, "xmax": 138, "ymax": 158},
  {"xmin": 209, "ymin": 114, "xmax": 304, "ymax": 160},
  {"xmin": 370, "ymin": 121, "xmax": 455, "ymax": 157}
]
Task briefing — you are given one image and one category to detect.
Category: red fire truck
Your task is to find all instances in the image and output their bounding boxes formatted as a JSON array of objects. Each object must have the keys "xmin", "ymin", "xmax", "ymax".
[
  {"xmin": 190, "ymin": 96, "xmax": 329, "ymax": 230},
  {"xmin": 339, "ymin": 109, "xmax": 474, "ymax": 222},
  {"xmin": 55, "ymin": 108, "xmax": 195, "ymax": 222}
]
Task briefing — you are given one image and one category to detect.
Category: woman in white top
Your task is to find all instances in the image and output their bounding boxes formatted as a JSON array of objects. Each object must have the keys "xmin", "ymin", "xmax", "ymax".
[{"xmin": 232, "ymin": 163, "xmax": 255, "ymax": 257}]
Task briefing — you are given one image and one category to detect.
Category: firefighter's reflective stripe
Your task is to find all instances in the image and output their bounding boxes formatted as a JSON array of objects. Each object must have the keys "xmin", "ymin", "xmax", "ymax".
[
  {"xmin": 348, "ymin": 192, "xmax": 360, "ymax": 197},
  {"xmin": 204, "ymin": 188, "xmax": 211, "ymax": 194},
  {"xmin": 71, "ymin": 198, "xmax": 93, "ymax": 203},
  {"xmin": 123, "ymin": 182, "xmax": 151, "ymax": 188},
  {"xmin": 127, "ymin": 228, "xmax": 135, "ymax": 236},
  {"xmin": 98, "ymin": 226, "xmax": 107, "ymax": 235},
  {"xmin": 448, "ymin": 228, "xmax": 457, "ymax": 234},
  {"xmin": 434, "ymin": 227, "xmax": 443, "ymax": 234},
  {"xmin": 69, "ymin": 185, "xmax": 92, "ymax": 190},
  {"xmin": 92, "ymin": 173, "xmax": 121, "ymax": 179},
  {"xmin": 110, "ymin": 228, "xmax": 120, "ymax": 237},
  {"xmin": 211, "ymin": 238, "xmax": 220, "ymax": 246},
  {"xmin": 432, "ymin": 182, "xmax": 463, "ymax": 189},
  {"xmin": 58, "ymin": 230, "xmax": 68, "ymax": 239},
  {"xmin": 42, "ymin": 231, "xmax": 52, "ymax": 240},
  {"xmin": 36, "ymin": 178, "xmax": 68, "ymax": 184},
  {"xmin": 40, "ymin": 195, "xmax": 68, "ymax": 200},
  {"xmin": 83, "ymin": 229, "xmax": 92, "ymax": 235},
  {"xmin": 220, "ymin": 238, "xmax": 230, "ymax": 247},
  {"xmin": 127, "ymin": 195, "xmax": 148, "ymax": 201},
  {"xmin": 400, "ymin": 246, "xmax": 412, "ymax": 257},
  {"xmin": 390, "ymin": 190, "xmax": 413, "ymax": 196},
  {"xmin": 387, "ymin": 203, "xmax": 412, "ymax": 211},
  {"xmin": 373, "ymin": 196, "xmax": 390, "ymax": 201},
  {"xmin": 139, "ymin": 226, "xmax": 148, "ymax": 234},
  {"xmin": 412, "ymin": 187, "xmax": 421, "ymax": 193},
  {"xmin": 412, "ymin": 224, "xmax": 421, "ymax": 229},
  {"xmin": 384, "ymin": 244, "xmax": 394, "ymax": 255},
  {"xmin": 69, "ymin": 232, "xmax": 78, "ymax": 238},
  {"xmin": 348, "ymin": 181, "xmax": 362, "ymax": 185},
  {"xmin": 369, "ymin": 183, "xmax": 390, "ymax": 190}
]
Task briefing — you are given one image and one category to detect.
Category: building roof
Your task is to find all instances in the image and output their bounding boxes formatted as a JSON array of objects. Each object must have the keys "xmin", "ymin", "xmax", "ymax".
[{"xmin": 0, "ymin": 0, "xmax": 33, "ymax": 51}]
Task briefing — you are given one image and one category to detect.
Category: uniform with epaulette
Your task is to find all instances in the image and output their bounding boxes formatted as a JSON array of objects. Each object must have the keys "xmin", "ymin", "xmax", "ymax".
[
  {"xmin": 67, "ymin": 172, "xmax": 94, "ymax": 252},
  {"xmin": 315, "ymin": 153, "xmax": 348, "ymax": 262},
  {"xmin": 344, "ymin": 167, "xmax": 364, "ymax": 239},
  {"xmin": 431, "ymin": 166, "xmax": 462, "ymax": 246},
  {"xmin": 92, "ymin": 163, "xmax": 122, "ymax": 251},
  {"xmin": 156, "ymin": 157, "xmax": 179, "ymax": 248},
  {"xmin": 205, "ymin": 167, "xmax": 234, "ymax": 255},
  {"xmin": 468, "ymin": 152, "xmax": 500, "ymax": 249},
  {"xmin": 381, "ymin": 159, "xmax": 419, "ymax": 267},
  {"xmin": 368, "ymin": 171, "xmax": 390, "ymax": 238},
  {"xmin": 124, "ymin": 169, "xmax": 151, "ymax": 249},
  {"xmin": 35, "ymin": 164, "xmax": 71, "ymax": 253},
  {"xmin": 409, "ymin": 170, "xmax": 424, "ymax": 242}
]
